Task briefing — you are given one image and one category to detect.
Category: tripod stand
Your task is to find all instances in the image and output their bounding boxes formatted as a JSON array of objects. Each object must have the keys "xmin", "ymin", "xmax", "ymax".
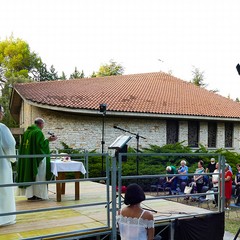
[{"xmin": 100, "ymin": 104, "xmax": 107, "ymax": 176}]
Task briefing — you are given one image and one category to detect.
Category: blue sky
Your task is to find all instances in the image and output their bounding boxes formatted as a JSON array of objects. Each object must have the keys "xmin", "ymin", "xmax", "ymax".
[{"xmin": 1, "ymin": 0, "xmax": 240, "ymax": 99}]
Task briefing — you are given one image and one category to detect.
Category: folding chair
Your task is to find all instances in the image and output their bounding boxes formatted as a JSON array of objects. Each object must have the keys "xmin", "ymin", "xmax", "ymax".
[
  {"xmin": 150, "ymin": 177, "xmax": 166, "ymax": 196},
  {"xmin": 196, "ymin": 186, "xmax": 212, "ymax": 209}
]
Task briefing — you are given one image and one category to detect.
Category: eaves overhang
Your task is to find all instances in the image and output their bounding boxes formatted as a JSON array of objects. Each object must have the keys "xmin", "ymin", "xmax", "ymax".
[
  {"xmin": 25, "ymin": 100, "xmax": 240, "ymax": 122},
  {"xmin": 10, "ymin": 88, "xmax": 23, "ymax": 122}
]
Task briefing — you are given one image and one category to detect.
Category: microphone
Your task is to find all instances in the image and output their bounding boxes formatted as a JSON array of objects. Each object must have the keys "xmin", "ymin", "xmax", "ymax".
[
  {"xmin": 142, "ymin": 207, "xmax": 157, "ymax": 213},
  {"xmin": 48, "ymin": 131, "xmax": 55, "ymax": 137},
  {"xmin": 113, "ymin": 125, "xmax": 122, "ymax": 130}
]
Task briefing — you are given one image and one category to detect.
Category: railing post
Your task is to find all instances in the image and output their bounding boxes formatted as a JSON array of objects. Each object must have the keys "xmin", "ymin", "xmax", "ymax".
[
  {"xmin": 220, "ymin": 155, "xmax": 225, "ymax": 212},
  {"xmin": 111, "ymin": 156, "xmax": 117, "ymax": 240},
  {"xmin": 170, "ymin": 221, "xmax": 175, "ymax": 240},
  {"xmin": 85, "ymin": 150, "xmax": 89, "ymax": 179}
]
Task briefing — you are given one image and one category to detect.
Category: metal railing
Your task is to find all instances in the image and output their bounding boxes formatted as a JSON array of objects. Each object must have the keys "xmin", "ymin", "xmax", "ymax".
[
  {"xmin": 0, "ymin": 152, "xmax": 227, "ymax": 240},
  {"xmin": 0, "ymin": 152, "xmax": 111, "ymax": 240},
  {"xmin": 112, "ymin": 152, "xmax": 226, "ymax": 240}
]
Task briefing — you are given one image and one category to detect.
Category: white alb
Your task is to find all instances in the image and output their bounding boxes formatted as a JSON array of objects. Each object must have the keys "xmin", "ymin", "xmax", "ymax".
[
  {"xmin": 0, "ymin": 123, "xmax": 16, "ymax": 226},
  {"xmin": 117, "ymin": 210, "xmax": 154, "ymax": 240}
]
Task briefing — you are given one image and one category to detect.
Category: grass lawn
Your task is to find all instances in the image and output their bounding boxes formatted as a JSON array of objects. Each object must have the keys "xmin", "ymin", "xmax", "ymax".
[{"xmin": 225, "ymin": 208, "xmax": 240, "ymax": 236}]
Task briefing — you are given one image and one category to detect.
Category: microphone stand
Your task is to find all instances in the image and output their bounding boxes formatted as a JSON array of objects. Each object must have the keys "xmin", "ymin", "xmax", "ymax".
[
  {"xmin": 105, "ymin": 193, "xmax": 157, "ymax": 213},
  {"xmin": 113, "ymin": 126, "xmax": 146, "ymax": 176}
]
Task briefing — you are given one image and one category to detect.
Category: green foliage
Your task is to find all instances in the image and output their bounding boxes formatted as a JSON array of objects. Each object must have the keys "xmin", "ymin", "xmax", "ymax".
[
  {"xmin": 0, "ymin": 36, "xmax": 62, "ymax": 126},
  {"xmin": 57, "ymin": 141, "xmax": 240, "ymax": 186},
  {"xmin": 90, "ymin": 71, "xmax": 97, "ymax": 78},
  {"xmin": 59, "ymin": 71, "xmax": 67, "ymax": 80},
  {"xmin": 225, "ymin": 217, "xmax": 240, "ymax": 236},
  {"xmin": 142, "ymin": 142, "xmax": 194, "ymax": 168},
  {"xmin": 35, "ymin": 63, "xmax": 59, "ymax": 82},
  {"xmin": 69, "ymin": 67, "xmax": 85, "ymax": 79},
  {"xmin": 214, "ymin": 148, "xmax": 240, "ymax": 168},
  {"xmin": 36, "ymin": 63, "xmax": 59, "ymax": 81},
  {"xmin": 0, "ymin": 75, "xmax": 31, "ymax": 127},
  {"xmin": 0, "ymin": 36, "xmax": 42, "ymax": 79},
  {"xmin": 95, "ymin": 59, "xmax": 124, "ymax": 77},
  {"xmin": 194, "ymin": 144, "xmax": 208, "ymax": 153},
  {"xmin": 190, "ymin": 66, "xmax": 207, "ymax": 88},
  {"xmin": 0, "ymin": 36, "xmax": 62, "ymax": 82},
  {"xmin": 144, "ymin": 142, "xmax": 191, "ymax": 153},
  {"xmin": 190, "ymin": 66, "xmax": 219, "ymax": 93}
]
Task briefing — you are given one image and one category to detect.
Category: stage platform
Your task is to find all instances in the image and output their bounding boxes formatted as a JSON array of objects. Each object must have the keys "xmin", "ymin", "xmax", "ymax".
[{"xmin": 0, "ymin": 181, "xmax": 215, "ymax": 240}]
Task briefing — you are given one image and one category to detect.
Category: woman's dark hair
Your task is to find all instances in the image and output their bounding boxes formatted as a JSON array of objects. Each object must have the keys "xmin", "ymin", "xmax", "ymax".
[
  {"xmin": 199, "ymin": 160, "xmax": 204, "ymax": 167},
  {"xmin": 124, "ymin": 183, "xmax": 145, "ymax": 205}
]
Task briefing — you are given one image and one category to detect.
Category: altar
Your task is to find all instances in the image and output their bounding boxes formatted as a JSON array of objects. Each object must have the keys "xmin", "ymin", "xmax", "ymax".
[{"xmin": 51, "ymin": 159, "xmax": 86, "ymax": 202}]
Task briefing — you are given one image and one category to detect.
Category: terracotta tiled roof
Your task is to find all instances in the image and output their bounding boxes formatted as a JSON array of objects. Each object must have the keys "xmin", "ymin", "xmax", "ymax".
[{"xmin": 13, "ymin": 72, "xmax": 240, "ymax": 118}]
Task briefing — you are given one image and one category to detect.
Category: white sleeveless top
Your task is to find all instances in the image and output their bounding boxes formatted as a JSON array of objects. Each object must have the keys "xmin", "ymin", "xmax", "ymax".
[{"xmin": 116, "ymin": 210, "xmax": 154, "ymax": 240}]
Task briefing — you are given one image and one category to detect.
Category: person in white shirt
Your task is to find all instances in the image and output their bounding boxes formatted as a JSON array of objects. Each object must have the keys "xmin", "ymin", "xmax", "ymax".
[
  {"xmin": 212, "ymin": 162, "xmax": 219, "ymax": 206},
  {"xmin": 117, "ymin": 183, "xmax": 155, "ymax": 240}
]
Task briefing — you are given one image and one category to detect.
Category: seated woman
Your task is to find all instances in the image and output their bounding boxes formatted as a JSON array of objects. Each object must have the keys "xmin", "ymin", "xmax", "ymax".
[
  {"xmin": 165, "ymin": 165, "xmax": 178, "ymax": 194},
  {"xmin": 117, "ymin": 183, "xmax": 155, "ymax": 240},
  {"xmin": 177, "ymin": 160, "xmax": 189, "ymax": 185},
  {"xmin": 194, "ymin": 160, "xmax": 205, "ymax": 193}
]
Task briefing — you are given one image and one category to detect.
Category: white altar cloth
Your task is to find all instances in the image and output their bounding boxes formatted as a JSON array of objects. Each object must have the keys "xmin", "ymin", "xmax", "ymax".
[{"xmin": 51, "ymin": 160, "xmax": 86, "ymax": 177}]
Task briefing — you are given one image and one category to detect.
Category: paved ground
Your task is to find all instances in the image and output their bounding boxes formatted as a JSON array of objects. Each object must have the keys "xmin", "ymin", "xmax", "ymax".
[{"xmin": 224, "ymin": 231, "xmax": 240, "ymax": 240}]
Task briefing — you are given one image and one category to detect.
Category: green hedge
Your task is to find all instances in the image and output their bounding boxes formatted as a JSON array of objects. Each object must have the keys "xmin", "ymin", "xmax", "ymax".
[{"xmin": 57, "ymin": 142, "xmax": 240, "ymax": 188}]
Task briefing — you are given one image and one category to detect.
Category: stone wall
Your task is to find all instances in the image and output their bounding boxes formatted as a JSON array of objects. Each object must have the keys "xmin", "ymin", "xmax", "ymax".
[
  {"xmin": 179, "ymin": 121, "xmax": 188, "ymax": 145},
  {"xmin": 19, "ymin": 102, "xmax": 240, "ymax": 152},
  {"xmin": 217, "ymin": 122, "xmax": 225, "ymax": 149}
]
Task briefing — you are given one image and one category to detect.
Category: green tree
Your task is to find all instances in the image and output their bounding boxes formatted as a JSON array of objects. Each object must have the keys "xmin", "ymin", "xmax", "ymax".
[
  {"xmin": 0, "ymin": 36, "xmax": 60, "ymax": 126},
  {"xmin": 0, "ymin": 36, "xmax": 61, "ymax": 82},
  {"xmin": 33, "ymin": 63, "xmax": 59, "ymax": 81},
  {"xmin": 59, "ymin": 71, "xmax": 67, "ymax": 80},
  {"xmin": 95, "ymin": 59, "xmax": 124, "ymax": 77},
  {"xmin": 90, "ymin": 71, "xmax": 97, "ymax": 78},
  {"xmin": 0, "ymin": 76, "xmax": 31, "ymax": 127},
  {"xmin": 0, "ymin": 36, "xmax": 42, "ymax": 80},
  {"xmin": 69, "ymin": 67, "xmax": 85, "ymax": 79},
  {"xmin": 0, "ymin": 67, "xmax": 7, "ymax": 88},
  {"xmin": 190, "ymin": 66, "xmax": 219, "ymax": 93},
  {"xmin": 190, "ymin": 67, "xmax": 207, "ymax": 88},
  {"xmin": 48, "ymin": 65, "xmax": 58, "ymax": 80}
]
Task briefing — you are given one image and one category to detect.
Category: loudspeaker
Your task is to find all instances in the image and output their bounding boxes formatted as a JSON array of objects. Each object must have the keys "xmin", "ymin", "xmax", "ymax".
[
  {"xmin": 236, "ymin": 64, "xmax": 240, "ymax": 75},
  {"xmin": 99, "ymin": 103, "xmax": 107, "ymax": 113}
]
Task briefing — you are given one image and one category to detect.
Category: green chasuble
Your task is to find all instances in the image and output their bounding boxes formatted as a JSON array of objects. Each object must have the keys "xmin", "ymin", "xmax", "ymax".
[{"xmin": 17, "ymin": 125, "xmax": 52, "ymax": 187}]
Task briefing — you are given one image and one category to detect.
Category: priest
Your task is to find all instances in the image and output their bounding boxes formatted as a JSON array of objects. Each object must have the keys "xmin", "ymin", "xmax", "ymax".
[
  {"xmin": 0, "ymin": 105, "xmax": 16, "ymax": 226},
  {"xmin": 17, "ymin": 118, "xmax": 57, "ymax": 200}
]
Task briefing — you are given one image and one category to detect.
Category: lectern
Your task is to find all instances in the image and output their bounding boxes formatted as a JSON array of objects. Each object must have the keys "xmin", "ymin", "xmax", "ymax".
[{"xmin": 109, "ymin": 135, "xmax": 132, "ymax": 161}]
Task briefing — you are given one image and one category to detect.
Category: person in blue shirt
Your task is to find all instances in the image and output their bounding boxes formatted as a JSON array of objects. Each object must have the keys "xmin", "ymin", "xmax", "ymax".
[{"xmin": 177, "ymin": 160, "xmax": 189, "ymax": 185}]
